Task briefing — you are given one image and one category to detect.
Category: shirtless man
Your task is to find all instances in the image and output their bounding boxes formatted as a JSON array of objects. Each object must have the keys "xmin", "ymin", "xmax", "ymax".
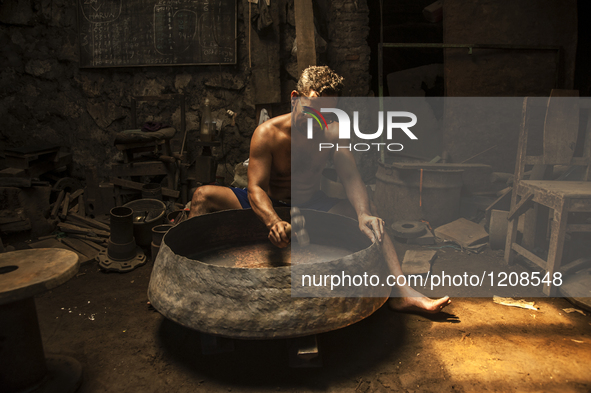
[{"xmin": 190, "ymin": 66, "xmax": 450, "ymax": 313}]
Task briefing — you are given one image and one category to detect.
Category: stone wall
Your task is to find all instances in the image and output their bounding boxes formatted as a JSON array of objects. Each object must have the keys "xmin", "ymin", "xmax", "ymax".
[
  {"xmin": 0, "ymin": 0, "xmax": 372, "ymax": 182},
  {"xmin": 0, "ymin": 0, "xmax": 265, "ymax": 179}
]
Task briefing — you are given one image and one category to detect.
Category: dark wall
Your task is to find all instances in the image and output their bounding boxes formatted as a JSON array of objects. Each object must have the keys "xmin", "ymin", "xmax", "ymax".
[
  {"xmin": 0, "ymin": 0, "xmax": 372, "ymax": 180},
  {"xmin": 574, "ymin": 0, "xmax": 591, "ymax": 96},
  {"xmin": 0, "ymin": 0, "xmax": 261, "ymax": 178},
  {"xmin": 442, "ymin": 0, "xmax": 578, "ymax": 173}
]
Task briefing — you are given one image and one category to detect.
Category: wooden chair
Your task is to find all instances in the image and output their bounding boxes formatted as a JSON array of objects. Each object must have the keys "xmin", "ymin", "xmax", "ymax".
[
  {"xmin": 111, "ymin": 94, "xmax": 186, "ymax": 201},
  {"xmin": 504, "ymin": 90, "xmax": 591, "ymax": 295}
]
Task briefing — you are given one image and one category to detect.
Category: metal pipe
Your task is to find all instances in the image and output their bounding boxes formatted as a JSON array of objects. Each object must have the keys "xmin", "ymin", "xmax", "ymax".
[{"xmin": 110, "ymin": 206, "xmax": 134, "ymax": 245}]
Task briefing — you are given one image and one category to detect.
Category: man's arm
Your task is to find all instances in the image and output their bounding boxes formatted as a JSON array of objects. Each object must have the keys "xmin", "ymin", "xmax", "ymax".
[
  {"xmin": 333, "ymin": 148, "xmax": 384, "ymax": 242},
  {"xmin": 247, "ymin": 125, "xmax": 291, "ymax": 248}
]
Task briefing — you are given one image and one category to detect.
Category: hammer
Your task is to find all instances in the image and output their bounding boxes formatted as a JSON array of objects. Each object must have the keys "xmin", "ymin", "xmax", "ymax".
[{"xmin": 290, "ymin": 207, "xmax": 310, "ymax": 247}]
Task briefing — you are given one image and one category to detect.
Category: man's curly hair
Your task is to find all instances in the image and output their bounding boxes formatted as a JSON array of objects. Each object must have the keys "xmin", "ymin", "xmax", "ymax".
[{"xmin": 296, "ymin": 66, "xmax": 344, "ymax": 96}]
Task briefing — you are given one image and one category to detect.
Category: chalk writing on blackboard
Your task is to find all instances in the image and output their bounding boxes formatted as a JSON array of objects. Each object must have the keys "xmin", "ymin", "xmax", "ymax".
[{"xmin": 77, "ymin": 0, "xmax": 236, "ymax": 68}]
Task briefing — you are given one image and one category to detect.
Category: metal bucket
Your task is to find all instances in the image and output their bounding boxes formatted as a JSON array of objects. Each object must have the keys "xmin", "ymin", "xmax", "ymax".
[
  {"xmin": 150, "ymin": 224, "xmax": 173, "ymax": 260},
  {"xmin": 374, "ymin": 161, "xmax": 464, "ymax": 228},
  {"xmin": 123, "ymin": 199, "xmax": 166, "ymax": 247},
  {"xmin": 141, "ymin": 183, "xmax": 162, "ymax": 200},
  {"xmin": 166, "ymin": 210, "xmax": 184, "ymax": 225},
  {"xmin": 148, "ymin": 208, "xmax": 388, "ymax": 339}
]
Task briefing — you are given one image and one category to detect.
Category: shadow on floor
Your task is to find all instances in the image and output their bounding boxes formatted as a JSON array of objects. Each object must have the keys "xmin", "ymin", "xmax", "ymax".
[{"xmin": 156, "ymin": 305, "xmax": 410, "ymax": 390}]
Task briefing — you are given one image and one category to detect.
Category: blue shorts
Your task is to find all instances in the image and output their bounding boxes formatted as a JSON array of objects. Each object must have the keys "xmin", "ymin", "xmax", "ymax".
[{"xmin": 230, "ymin": 188, "xmax": 341, "ymax": 213}]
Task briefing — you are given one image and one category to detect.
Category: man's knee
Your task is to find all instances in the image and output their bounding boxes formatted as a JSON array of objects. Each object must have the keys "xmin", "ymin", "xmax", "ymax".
[
  {"xmin": 191, "ymin": 185, "xmax": 222, "ymax": 212},
  {"xmin": 192, "ymin": 185, "xmax": 212, "ymax": 204}
]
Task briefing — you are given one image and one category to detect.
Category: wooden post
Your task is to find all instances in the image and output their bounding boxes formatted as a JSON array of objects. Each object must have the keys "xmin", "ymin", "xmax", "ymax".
[
  {"xmin": 294, "ymin": 0, "xmax": 316, "ymax": 77},
  {"xmin": 246, "ymin": 0, "xmax": 281, "ymax": 104}
]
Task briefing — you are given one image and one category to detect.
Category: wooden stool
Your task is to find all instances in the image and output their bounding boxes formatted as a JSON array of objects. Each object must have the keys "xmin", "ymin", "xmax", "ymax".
[{"xmin": 0, "ymin": 249, "xmax": 81, "ymax": 393}]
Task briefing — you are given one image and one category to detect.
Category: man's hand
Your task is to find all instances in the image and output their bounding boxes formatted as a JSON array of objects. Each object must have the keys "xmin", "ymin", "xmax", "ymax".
[
  {"xmin": 358, "ymin": 213, "xmax": 385, "ymax": 243},
  {"xmin": 269, "ymin": 220, "xmax": 291, "ymax": 248}
]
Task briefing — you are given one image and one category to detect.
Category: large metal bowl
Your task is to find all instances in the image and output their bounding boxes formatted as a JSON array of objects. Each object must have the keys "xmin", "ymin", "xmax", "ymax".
[{"xmin": 147, "ymin": 208, "xmax": 389, "ymax": 339}]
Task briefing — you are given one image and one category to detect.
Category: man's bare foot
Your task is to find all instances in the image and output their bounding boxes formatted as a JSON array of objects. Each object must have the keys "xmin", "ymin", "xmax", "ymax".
[{"xmin": 388, "ymin": 286, "xmax": 451, "ymax": 314}]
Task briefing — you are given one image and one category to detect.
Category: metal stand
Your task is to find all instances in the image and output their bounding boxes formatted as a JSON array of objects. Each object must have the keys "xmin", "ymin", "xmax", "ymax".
[
  {"xmin": 200, "ymin": 333, "xmax": 235, "ymax": 355},
  {"xmin": 288, "ymin": 335, "xmax": 322, "ymax": 368}
]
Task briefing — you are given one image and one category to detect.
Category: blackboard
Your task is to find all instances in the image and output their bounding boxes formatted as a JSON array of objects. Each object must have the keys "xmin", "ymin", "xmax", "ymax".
[{"xmin": 77, "ymin": 0, "xmax": 236, "ymax": 68}]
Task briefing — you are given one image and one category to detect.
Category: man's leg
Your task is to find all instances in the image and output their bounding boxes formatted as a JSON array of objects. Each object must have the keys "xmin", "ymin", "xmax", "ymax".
[
  {"xmin": 380, "ymin": 232, "xmax": 451, "ymax": 313},
  {"xmin": 189, "ymin": 185, "xmax": 243, "ymax": 218},
  {"xmin": 329, "ymin": 199, "xmax": 451, "ymax": 314}
]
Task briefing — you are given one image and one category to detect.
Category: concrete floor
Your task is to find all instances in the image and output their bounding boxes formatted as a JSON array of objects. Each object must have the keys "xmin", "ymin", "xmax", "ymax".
[{"xmin": 27, "ymin": 241, "xmax": 591, "ymax": 393}]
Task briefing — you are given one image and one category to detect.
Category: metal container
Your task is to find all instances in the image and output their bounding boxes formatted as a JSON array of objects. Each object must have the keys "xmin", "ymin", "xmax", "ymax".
[
  {"xmin": 150, "ymin": 224, "xmax": 173, "ymax": 260},
  {"xmin": 374, "ymin": 161, "xmax": 464, "ymax": 228},
  {"xmin": 166, "ymin": 210, "xmax": 184, "ymax": 225},
  {"xmin": 109, "ymin": 206, "xmax": 134, "ymax": 245},
  {"xmin": 123, "ymin": 199, "xmax": 166, "ymax": 247},
  {"xmin": 148, "ymin": 208, "xmax": 388, "ymax": 339},
  {"xmin": 141, "ymin": 183, "xmax": 163, "ymax": 200}
]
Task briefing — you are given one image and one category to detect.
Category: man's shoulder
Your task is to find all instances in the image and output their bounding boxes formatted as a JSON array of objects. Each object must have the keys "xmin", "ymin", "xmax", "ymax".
[{"xmin": 254, "ymin": 113, "xmax": 291, "ymax": 140}]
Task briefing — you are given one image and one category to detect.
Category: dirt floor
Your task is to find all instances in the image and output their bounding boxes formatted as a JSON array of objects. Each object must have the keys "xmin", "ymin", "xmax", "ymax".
[{"xmin": 15, "ymin": 238, "xmax": 590, "ymax": 393}]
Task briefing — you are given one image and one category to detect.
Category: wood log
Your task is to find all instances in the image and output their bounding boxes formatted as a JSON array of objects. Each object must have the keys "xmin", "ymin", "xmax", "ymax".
[
  {"xmin": 74, "ymin": 238, "xmax": 107, "ymax": 252},
  {"xmin": 68, "ymin": 234, "xmax": 108, "ymax": 245},
  {"xmin": 69, "ymin": 188, "xmax": 84, "ymax": 201},
  {"xmin": 0, "ymin": 177, "xmax": 32, "ymax": 187},
  {"xmin": 61, "ymin": 238, "xmax": 100, "ymax": 261},
  {"xmin": 68, "ymin": 213, "xmax": 110, "ymax": 231},
  {"xmin": 0, "ymin": 220, "xmax": 32, "ymax": 233},
  {"xmin": 78, "ymin": 195, "xmax": 86, "ymax": 217},
  {"xmin": 59, "ymin": 192, "xmax": 71, "ymax": 220},
  {"xmin": 0, "ymin": 209, "xmax": 27, "ymax": 225},
  {"xmin": 57, "ymin": 223, "xmax": 109, "ymax": 238},
  {"xmin": 51, "ymin": 190, "xmax": 66, "ymax": 219}
]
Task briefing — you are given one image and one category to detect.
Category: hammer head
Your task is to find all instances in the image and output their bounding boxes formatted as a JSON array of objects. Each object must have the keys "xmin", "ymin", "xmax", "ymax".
[{"xmin": 290, "ymin": 207, "xmax": 310, "ymax": 247}]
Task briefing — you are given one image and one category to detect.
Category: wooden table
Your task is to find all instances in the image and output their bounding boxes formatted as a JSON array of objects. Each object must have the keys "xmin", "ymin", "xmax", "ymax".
[{"xmin": 0, "ymin": 248, "xmax": 81, "ymax": 393}]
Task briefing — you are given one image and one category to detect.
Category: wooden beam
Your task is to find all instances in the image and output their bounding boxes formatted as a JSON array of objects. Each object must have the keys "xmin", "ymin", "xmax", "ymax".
[
  {"xmin": 57, "ymin": 223, "xmax": 109, "ymax": 238},
  {"xmin": 247, "ymin": 0, "xmax": 282, "ymax": 104},
  {"xmin": 294, "ymin": 0, "xmax": 316, "ymax": 77},
  {"xmin": 59, "ymin": 192, "xmax": 71, "ymax": 220},
  {"xmin": 68, "ymin": 213, "xmax": 111, "ymax": 231},
  {"xmin": 109, "ymin": 177, "xmax": 179, "ymax": 198},
  {"xmin": 51, "ymin": 190, "xmax": 66, "ymax": 219},
  {"xmin": 511, "ymin": 243, "xmax": 547, "ymax": 270},
  {"xmin": 566, "ymin": 224, "xmax": 591, "ymax": 232},
  {"xmin": 508, "ymin": 193, "xmax": 534, "ymax": 221},
  {"xmin": 560, "ymin": 257, "xmax": 591, "ymax": 275},
  {"xmin": 111, "ymin": 162, "xmax": 169, "ymax": 177}
]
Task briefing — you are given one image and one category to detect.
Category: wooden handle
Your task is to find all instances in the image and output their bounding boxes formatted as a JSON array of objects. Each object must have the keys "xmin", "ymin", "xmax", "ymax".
[{"xmin": 159, "ymin": 155, "xmax": 177, "ymax": 164}]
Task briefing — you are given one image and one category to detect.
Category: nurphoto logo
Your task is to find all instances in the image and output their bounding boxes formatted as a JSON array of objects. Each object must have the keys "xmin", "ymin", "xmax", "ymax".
[{"xmin": 306, "ymin": 108, "xmax": 418, "ymax": 152}]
